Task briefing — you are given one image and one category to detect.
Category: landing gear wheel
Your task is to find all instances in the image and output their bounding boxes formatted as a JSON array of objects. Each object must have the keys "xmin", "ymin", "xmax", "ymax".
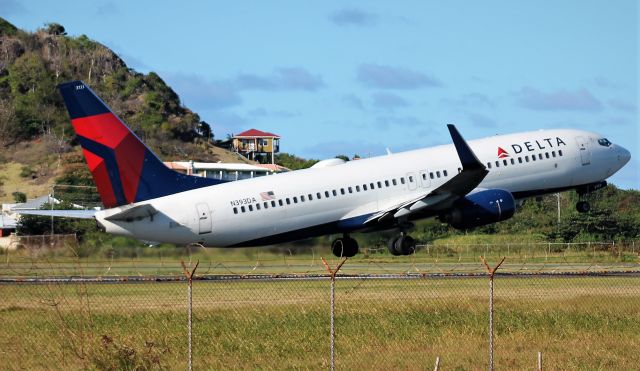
[
  {"xmin": 576, "ymin": 201, "xmax": 590, "ymax": 213},
  {"xmin": 388, "ymin": 237, "xmax": 401, "ymax": 256},
  {"xmin": 388, "ymin": 235, "xmax": 416, "ymax": 256},
  {"xmin": 331, "ymin": 236, "xmax": 359, "ymax": 257}
]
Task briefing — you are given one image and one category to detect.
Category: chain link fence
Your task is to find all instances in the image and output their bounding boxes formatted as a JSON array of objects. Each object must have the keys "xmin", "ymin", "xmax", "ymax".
[{"xmin": 1, "ymin": 243, "xmax": 640, "ymax": 369}]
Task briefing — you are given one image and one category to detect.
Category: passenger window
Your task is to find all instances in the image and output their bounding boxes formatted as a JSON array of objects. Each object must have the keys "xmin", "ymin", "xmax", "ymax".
[
  {"xmin": 495, "ymin": 161, "xmax": 500, "ymax": 168},
  {"xmin": 307, "ymin": 194, "xmax": 312, "ymax": 201},
  {"xmin": 377, "ymin": 181, "xmax": 382, "ymax": 188},
  {"xmin": 503, "ymin": 160, "xmax": 508, "ymax": 166},
  {"xmin": 384, "ymin": 180, "xmax": 389, "ymax": 187},
  {"xmin": 487, "ymin": 163, "xmax": 492, "ymax": 169},
  {"xmin": 430, "ymin": 172, "xmax": 435, "ymax": 178},
  {"xmin": 559, "ymin": 150, "xmax": 563, "ymax": 156},
  {"xmin": 422, "ymin": 173, "xmax": 427, "ymax": 180},
  {"xmin": 286, "ymin": 198, "xmax": 291, "ymax": 205},
  {"xmin": 532, "ymin": 155, "xmax": 536, "ymax": 161},
  {"xmin": 443, "ymin": 170, "xmax": 448, "ymax": 177},
  {"xmin": 518, "ymin": 157, "xmax": 522, "ymax": 164},
  {"xmin": 316, "ymin": 192, "xmax": 321, "ymax": 199},
  {"xmin": 392, "ymin": 179, "xmax": 397, "ymax": 186},
  {"xmin": 300, "ymin": 195, "xmax": 305, "ymax": 202},
  {"xmin": 278, "ymin": 200, "xmax": 283, "ymax": 206},
  {"xmin": 340, "ymin": 188, "xmax": 345, "ymax": 195},
  {"xmin": 356, "ymin": 185, "xmax": 361, "ymax": 192},
  {"xmin": 538, "ymin": 154, "xmax": 543, "ymax": 160},
  {"xmin": 264, "ymin": 202, "xmax": 268, "ymax": 209},
  {"xmin": 325, "ymin": 191, "xmax": 330, "ymax": 198},
  {"xmin": 408, "ymin": 176, "xmax": 413, "ymax": 183},
  {"xmin": 525, "ymin": 156, "xmax": 529, "ymax": 162},
  {"xmin": 370, "ymin": 183, "xmax": 375, "ymax": 189},
  {"xmin": 333, "ymin": 190, "xmax": 337, "ymax": 196},
  {"xmin": 272, "ymin": 200, "xmax": 277, "ymax": 207},
  {"xmin": 552, "ymin": 151, "xmax": 556, "ymax": 158},
  {"xmin": 435, "ymin": 171, "xmax": 440, "ymax": 178},
  {"xmin": 545, "ymin": 153, "xmax": 550, "ymax": 159},
  {"xmin": 363, "ymin": 184, "xmax": 368, "ymax": 191},
  {"xmin": 241, "ymin": 206, "xmax": 246, "ymax": 213},
  {"xmin": 400, "ymin": 178, "xmax": 405, "ymax": 184},
  {"xmin": 510, "ymin": 159, "xmax": 515, "ymax": 165},
  {"xmin": 348, "ymin": 187, "xmax": 353, "ymax": 193},
  {"xmin": 233, "ymin": 207, "xmax": 238, "ymax": 214},
  {"xmin": 256, "ymin": 204, "xmax": 261, "ymax": 210}
]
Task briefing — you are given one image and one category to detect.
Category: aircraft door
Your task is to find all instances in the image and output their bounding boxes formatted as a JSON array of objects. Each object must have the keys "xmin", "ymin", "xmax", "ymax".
[
  {"xmin": 419, "ymin": 170, "xmax": 431, "ymax": 188},
  {"xmin": 196, "ymin": 203, "xmax": 212, "ymax": 234},
  {"xmin": 575, "ymin": 136, "xmax": 591, "ymax": 166}
]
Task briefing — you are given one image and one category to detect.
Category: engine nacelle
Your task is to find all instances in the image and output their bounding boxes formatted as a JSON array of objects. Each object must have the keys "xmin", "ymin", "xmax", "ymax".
[{"xmin": 441, "ymin": 189, "xmax": 516, "ymax": 229}]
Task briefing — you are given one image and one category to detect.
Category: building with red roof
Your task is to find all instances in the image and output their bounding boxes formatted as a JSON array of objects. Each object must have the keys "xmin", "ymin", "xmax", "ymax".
[{"xmin": 232, "ymin": 129, "xmax": 281, "ymax": 164}]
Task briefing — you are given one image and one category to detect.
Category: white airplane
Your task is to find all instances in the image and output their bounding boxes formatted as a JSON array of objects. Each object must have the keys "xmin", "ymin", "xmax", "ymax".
[{"xmin": 20, "ymin": 81, "xmax": 631, "ymax": 257}]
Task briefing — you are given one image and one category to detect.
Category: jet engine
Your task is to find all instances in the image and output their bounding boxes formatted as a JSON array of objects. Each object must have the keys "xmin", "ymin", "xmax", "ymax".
[{"xmin": 441, "ymin": 189, "xmax": 516, "ymax": 229}]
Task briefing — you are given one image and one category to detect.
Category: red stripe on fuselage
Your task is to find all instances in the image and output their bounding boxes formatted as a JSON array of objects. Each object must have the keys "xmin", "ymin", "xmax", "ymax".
[
  {"xmin": 82, "ymin": 149, "xmax": 118, "ymax": 208},
  {"xmin": 72, "ymin": 113, "xmax": 130, "ymax": 149}
]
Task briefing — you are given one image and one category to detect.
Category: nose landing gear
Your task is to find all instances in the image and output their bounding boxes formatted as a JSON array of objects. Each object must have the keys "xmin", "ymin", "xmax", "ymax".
[{"xmin": 576, "ymin": 200, "xmax": 590, "ymax": 213}]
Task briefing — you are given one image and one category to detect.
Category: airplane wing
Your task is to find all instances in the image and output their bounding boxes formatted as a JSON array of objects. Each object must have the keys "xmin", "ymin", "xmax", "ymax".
[
  {"xmin": 364, "ymin": 124, "xmax": 488, "ymax": 225},
  {"xmin": 11, "ymin": 209, "xmax": 97, "ymax": 219}
]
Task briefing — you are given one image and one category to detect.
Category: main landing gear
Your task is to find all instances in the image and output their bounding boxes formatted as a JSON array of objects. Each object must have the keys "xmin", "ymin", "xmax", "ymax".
[
  {"xmin": 331, "ymin": 235, "xmax": 359, "ymax": 258},
  {"xmin": 388, "ymin": 233, "xmax": 416, "ymax": 256}
]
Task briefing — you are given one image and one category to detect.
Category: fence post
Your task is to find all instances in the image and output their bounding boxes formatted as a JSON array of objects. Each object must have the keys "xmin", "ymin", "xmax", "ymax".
[
  {"xmin": 181, "ymin": 260, "xmax": 200, "ymax": 371},
  {"xmin": 537, "ymin": 351, "xmax": 542, "ymax": 371},
  {"xmin": 321, "ymin": 257, "xmax": 347, "ymax": 371},
  {"xmin": 480, "ymin": 256, "xmax": 506, "ymax": 371}
]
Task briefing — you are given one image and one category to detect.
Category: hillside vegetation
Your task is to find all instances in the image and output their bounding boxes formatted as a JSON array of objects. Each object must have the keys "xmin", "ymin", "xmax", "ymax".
[{"xmin": 0, "ymin": 18, "xmax": 250, "ymax": 202}]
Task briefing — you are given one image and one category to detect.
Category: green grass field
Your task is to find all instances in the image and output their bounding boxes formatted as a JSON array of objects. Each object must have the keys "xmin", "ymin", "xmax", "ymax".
[
  {"xmin": 2, "ymin": 241, "xmax": 638, "ymax": 277},
  {"xmin": 1, "ymin": 275, "xmax": 639, "ymax": 369}
]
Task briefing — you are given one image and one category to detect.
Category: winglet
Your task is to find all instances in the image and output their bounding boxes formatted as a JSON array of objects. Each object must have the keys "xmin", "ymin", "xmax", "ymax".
[{"xmin": 447, "ymin": 124, "xmax": 485, "ymax": 170}]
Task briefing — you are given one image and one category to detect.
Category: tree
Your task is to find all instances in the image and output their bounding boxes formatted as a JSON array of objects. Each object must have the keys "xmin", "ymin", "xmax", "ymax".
[
  {"xmin": 17, "ymin": 201, "xmax": 98, "ymax": 238},
  {"xmin": 7, "ymin": 52, "xmax": 56, "ymax": 140},
  {"xmin": 12, "ymin": 192, "xmax": 27, "ymax": 203},
  {"xmin": 44, "ymin": 23, "xmax": 66, "ymax": 36}
]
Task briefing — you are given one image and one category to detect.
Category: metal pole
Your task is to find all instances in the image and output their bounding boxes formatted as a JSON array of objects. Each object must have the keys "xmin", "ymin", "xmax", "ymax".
[
  {"xmin": 188, "ymin": 277, "xmax": 193, "ymax": 371},
  {"xmin": 488, "ymin": 275, "xmax": 494, "ymax": 371},
  {"xmin": 537, "ymin": 351, "xmax": 542, "ymax": 371},
  {"xmin": 51, "ymin": 186, "xmax": 55, "ymax": 236},
  {"xmin": 330, "ymin": 278, "xmax": 335, "ymax": 371},
  {"xmin": 480, "ymin": 256, "xmax": 505, "ymax": 371},
  {"xmin": 321, "ymin": 257, "xmax": 347, "ymax": 371},
  {"xmin": 181, "ymin": 260, "xmax": 199, "ymax": 371},
  {"xmin": 556, "ymin": 193, "xmax": 560, "ymax": 225}
]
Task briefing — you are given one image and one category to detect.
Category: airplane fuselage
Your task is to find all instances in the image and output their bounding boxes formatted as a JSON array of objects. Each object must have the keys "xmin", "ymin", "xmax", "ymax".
[{"xmin": 96, "ymin": 128, "xmax": 630, "ymax": 247}]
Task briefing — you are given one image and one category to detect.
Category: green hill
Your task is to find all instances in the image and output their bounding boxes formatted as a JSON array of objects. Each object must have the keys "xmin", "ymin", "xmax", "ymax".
[{"xmin": 0, "ymin": 18, "xmax": 250, "ymax": 202}]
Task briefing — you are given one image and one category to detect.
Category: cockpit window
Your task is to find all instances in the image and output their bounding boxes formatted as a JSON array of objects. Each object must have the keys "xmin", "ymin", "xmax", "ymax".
[{"xmin": 598, "ymin": 138, "xmax": 612, "ymax": 147}]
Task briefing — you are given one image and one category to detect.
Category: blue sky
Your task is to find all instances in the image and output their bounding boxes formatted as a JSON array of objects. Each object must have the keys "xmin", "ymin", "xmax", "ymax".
[{"xmin": 3, "ymin": 0, "xmax": 638, "ymax": 189}]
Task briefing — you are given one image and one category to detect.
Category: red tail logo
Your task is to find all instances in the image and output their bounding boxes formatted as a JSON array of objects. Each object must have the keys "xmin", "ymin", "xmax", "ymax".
[{"xmin": 497, "ymin": 147, "xmax": 509, "ymax": 159}]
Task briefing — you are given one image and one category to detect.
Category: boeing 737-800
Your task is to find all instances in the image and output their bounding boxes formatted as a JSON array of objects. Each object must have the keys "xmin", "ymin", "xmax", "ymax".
[{"xmin": 18, "ymin": 81, "xmax": 631, "ymax": 257}]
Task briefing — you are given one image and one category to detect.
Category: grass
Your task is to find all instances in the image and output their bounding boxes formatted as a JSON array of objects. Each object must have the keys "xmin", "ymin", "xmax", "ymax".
[
  {"xmin": 2, "ymin": 241, "xmax": 638, "ymax": 277},
  {"xmin": 1, "ymin": 276, "xmax": 640, "ymax": 369}
]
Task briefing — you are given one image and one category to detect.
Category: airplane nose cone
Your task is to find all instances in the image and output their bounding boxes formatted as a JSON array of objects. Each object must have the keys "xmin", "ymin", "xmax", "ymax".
[{"xmin": 618, "ymin": 146, "xmax": 631, "ymax": 165}]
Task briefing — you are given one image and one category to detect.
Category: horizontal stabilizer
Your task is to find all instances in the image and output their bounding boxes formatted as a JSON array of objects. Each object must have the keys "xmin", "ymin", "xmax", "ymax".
[{"xmin": 12, "ymin": 209, "xmax": 97, "ymax": 219}]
